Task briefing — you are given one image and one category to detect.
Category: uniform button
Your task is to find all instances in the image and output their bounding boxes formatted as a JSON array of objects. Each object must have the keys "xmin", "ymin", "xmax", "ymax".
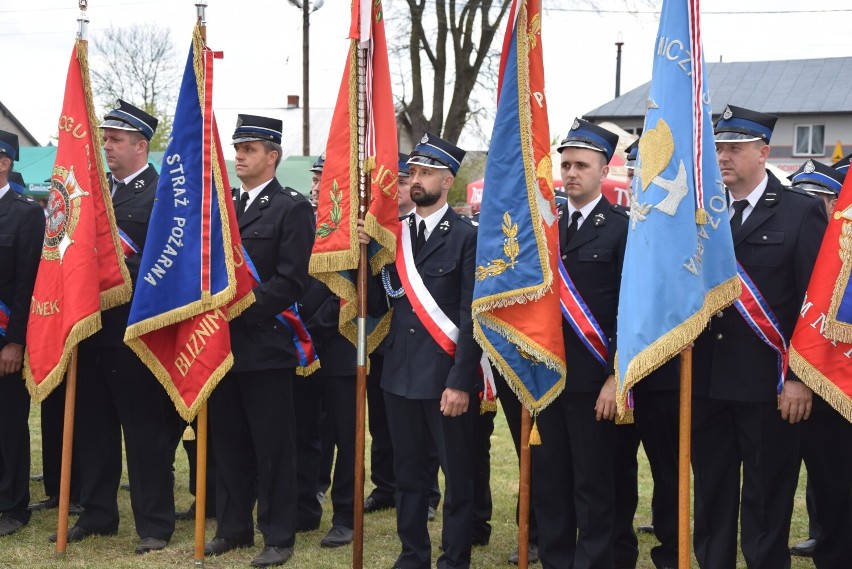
[
  {"xmin": 254, "ymin": 231, "xmax": 259, "ymax": 236},
  {"xmin": 438, "ymin": 268, "xmax": 443, "ymax": 273},
  {"xmin": 716, "ymin": 311, "xmax": 724, "ymax": 318},
  {"xmin": 593, "ymin": 254, "xmax": 598, "ymax": 259},
  {"xmin": 409, "ymin": 328, "xmax": 415, "ymax": 335},
  {"xmin": 716, "ymin": 333, "xmax": 724, "ymax": 340},
  {"xmin": 562, "ymin": 254, "xmax": 567, "ymax": 260},
  {"xmin": 127, "ymin": 214, "xmax": 132, "ymax": 218},
  {"xmin": 411, "ymin": 308, "xmax": 416, "ymax": 314},
  {"xmin": 762, "ymin": 235, "xmax": 768, "ymax": 241}
]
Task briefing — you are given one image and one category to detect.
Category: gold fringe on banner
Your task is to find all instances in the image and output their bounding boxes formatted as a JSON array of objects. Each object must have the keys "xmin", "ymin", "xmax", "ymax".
[
  {"xmin": 790, "ymin": 347, "xmax": 852, "ymax": 422},
  {"xmin": 296, "ymin": 359, "xmax": 322, "ymax": 377},
  {"xmin": 616, "ymin": 275, "xmax": 740, "ymax": 419},
  {"xmin": 77, "ymin": 38, "xmax": 132, "ymax": 310}
]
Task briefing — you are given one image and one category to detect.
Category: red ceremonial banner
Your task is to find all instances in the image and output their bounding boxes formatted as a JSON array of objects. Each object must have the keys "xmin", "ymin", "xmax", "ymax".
[
  {"xmin": 790, "ymin": 182, "xmax": 852, "ymax": 422},
  {"xmin": 24, "ymin": 40, "xmax": 131, "ymax": 401}
]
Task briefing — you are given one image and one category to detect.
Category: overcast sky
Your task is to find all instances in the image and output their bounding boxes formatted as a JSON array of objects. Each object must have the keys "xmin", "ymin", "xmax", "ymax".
[{"xmin": 3, "ymin": 0, "xmax": 850, "ymax": 156}]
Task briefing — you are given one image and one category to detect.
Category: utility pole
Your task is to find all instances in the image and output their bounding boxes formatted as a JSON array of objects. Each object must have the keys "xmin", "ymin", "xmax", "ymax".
[{"xmin": 615, "ymin": 34, "xmax": 624, "ymax": 98}]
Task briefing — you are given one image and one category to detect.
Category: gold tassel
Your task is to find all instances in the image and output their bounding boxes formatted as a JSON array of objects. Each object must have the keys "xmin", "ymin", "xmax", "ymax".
[
  {"xmin": 529, "ymin": 418, "xmax": 542, "ymax": 446},
  {"xmin": 183, "ymin": 425, "xmax": 196, "ymax": 441},
  {"xmin": 480, "ymin": 399, "xmax": 498, "ymax": 415},
  {"xmin": 296, "ymin": 359, "xmax": 322, "ymax": 377},
  {"xmin": 695, "ymin": 208, "xmax": 708, "ymax": 225}
]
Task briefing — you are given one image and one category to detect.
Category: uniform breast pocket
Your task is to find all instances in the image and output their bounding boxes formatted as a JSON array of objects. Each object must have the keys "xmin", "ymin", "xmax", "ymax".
[
  {"xmin": 422, "ymin": 260, "xmax": 458, "ymax": 302},
  {"xmin": 0, "ymin": 233, "xmax": 13, "ymax": 248},
  {"xmin": 577, "ymin": 247, "xmax": 613, "ymax": 263},
  {"xmin": 743, "ymin": 230, "xmax": 785, "ymax": 267},
  {"xmin": 245, "ymin": 224, "xmax": 275, "ymax": 240},
  {"xmin": 120, "ymin": 207, "xmax": 150, "ymax": 224}
]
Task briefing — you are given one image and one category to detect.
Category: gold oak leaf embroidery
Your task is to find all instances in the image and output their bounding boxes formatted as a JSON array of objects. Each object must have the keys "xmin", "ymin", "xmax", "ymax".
[
  {"xmin": 476, "ymin": 211, "xmax": 520, "ymax": 281},
  {"xmin": 316, "ymin": 179, "xmax": 343, "ymax": 238}
]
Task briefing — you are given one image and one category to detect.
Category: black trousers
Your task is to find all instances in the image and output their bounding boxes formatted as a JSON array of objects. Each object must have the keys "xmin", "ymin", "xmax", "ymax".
[
  {"xmin": 209, "ymin": 368, "xmax": 297, "ymax": 547},
  {"xmin": 0, "ymin": 368, "xmax": 30, "ymax": 524},
  {"xmin": 74, "ymin": 345, "xmax": 181, "ymax": 539},
  {"xmin": 181, "ymin": 417, "xmax": 216, "ymax": 514},
  {"xmin": 633, "ymin": 390, "xmax": 680, "ymax": 569},
  {"xmin": 532, "ymin": 390, "xmax": 616, "ymax": 569},
  {"xmin": 385, "ymin": 392, "xmax": 475, "ymax": 569},
  {"xmin": 40, "ymin": 381, "xmax": 80, "ymax": 502},
  {"xmin": 613, "ymin": 423, "xmax": 640, "ymax": 569},
  {"xmin": 495, "ymin": 372, "xmax": 539, "ymax": 544},
  {"xmin": 692, "ymin": 398, "xmax": 799, "ymax": 569},
  {"xmin": 367, "ymin": 354, "xmax": 395, "ymax": 503},
  {"xmin": 471, "ymin": 408, "xmax": 494, "ymax": 544},
  {"xmin": 801, "ymin": 400, "xmax": 852, "ymax": 569},
  {"xmin": 319, "ymin": 375, "xmax": 356, "ymax": 529},
  {"xmin": 294, "ymin": 375, "xmax": 323, "ymax": 529}
]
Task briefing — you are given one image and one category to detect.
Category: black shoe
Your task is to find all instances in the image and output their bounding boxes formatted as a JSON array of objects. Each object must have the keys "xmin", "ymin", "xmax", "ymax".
[
  {"xmin": 49, "ymin": 524, "xmax": 116, "ymax": 543},
  {"xmin": 472, "ymin": 534, "xmax": 490, "ymax": 546},
  {"xmin": 363, "ymin": 495, "xmax": 394, "ymax": 514},
  {"xmin": 251, "ymin": 545, "xmax": 293, "ymax": 567},
  {"xmin": 135, "ymin": 537, "xmax": 168, "ymax": 554},
  {"xmin": 204, "ymin": 536, "xmax": 254, "ymax": 556},
  {"xmin": 427, "ymin": 505, "xmax": 437, "ymax": 521},
  {"xmin": 69, "ymin": 503, "xmax": 84, "ymax": 516},
  {"xmin": 0, "ymin": 517, "xmax": 25, "ymax": 537},
  {"xmin": 509, "ymin": 543, "xmax": 539, "ymax": 565},
  {"xmin": 320, "ymin": 525, "xmax": 353, "ymax": 548},
  {"xmin": 28, "ymin": 496, "xmax": 59, "ymax": 511},
  {"xmin": 791, "ymin": 538, "xmax": 818, "ymax": 557},
  {"xmin": 637, "ymin": 524, "xmax": 655, "ymax": 534}
]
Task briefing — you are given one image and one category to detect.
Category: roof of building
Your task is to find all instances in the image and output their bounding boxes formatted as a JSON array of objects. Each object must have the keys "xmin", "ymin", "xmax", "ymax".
[
  {"xmin": 585, "ymin": 57, "xmax": 852, "ymax": 120},
  {"xmin": 0, "ymin": 100, "xmax": 41, "ymax": 146}
]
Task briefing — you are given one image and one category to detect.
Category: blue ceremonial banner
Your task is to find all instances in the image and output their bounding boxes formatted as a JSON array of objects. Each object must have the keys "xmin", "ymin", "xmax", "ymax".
[
  {"xmin": 472, "ymin": 0, "xmax": 566, "ymax": 418},
  {"xmin": 124, "ymin": 26, "xmax": 253, "ymax": 420},
  {"xmin": 615, "ymin": 0, "xmax": 739, "ymax": 416}
]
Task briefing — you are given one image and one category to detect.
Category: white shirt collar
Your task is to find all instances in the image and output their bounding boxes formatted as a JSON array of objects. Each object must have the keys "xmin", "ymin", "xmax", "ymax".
[
  {"xmin": 415, "ymin": 202, "xmax": 449, "ymax": 240},
  {"xmin": 239, "ymin": 178, "xmax": 274, "ymax": 210},
  {"xmin": 728, "ymin": 173, "xmax": 768, "ymax": 223},
  {"xmin": 119, "ymin": 164, "xmax": 150, "ymax": 186},
  {"xmin": 566, "ymin": 194, "xmax": 603, "ymax": 229},
  {"xmin": 0, "ymin": 183, "xmax": 9, "ymax": 201}
]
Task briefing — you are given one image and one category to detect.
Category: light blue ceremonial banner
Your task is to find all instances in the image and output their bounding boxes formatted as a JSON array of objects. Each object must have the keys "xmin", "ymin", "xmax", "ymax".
[
  {"xmin": 125, "ymin": 35, "xmax": 232, "ymax": 333},
  {"xmin": 615, "ymin": 0, "xmax": 739, "ymax": 416}
]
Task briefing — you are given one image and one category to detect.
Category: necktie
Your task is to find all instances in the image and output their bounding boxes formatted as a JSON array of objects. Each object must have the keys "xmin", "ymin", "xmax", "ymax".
[
  {"xmin": 730, "ymin": 200, "xmax": 749, "ymax": 233},
  {"xmin": 111, "ymin": 181, "xmax": 126, "ymax": 198},
  {"xmin": 237, "ymin": 192, "xmax": 249, "ymax": 220},
  {"xmin": 565, "ymin": 210, "xmax": 583, "ymax": 243},
  {"xmin": 414, "ymin": 220, "xmax": 427, "ymax": 256}
]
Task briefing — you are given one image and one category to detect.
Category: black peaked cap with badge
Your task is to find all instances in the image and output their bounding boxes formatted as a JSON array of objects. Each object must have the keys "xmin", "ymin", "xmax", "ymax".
[
  {"xmin": 398, "ymin": 152, "xmax": 410, "ymax": 177},
  {"xmin": 714, "ymin": 104, "xmax": 777, "ymax": 144},
  {"xmin": 232, "ymin": 114, "xmax": 283, "ymax": 145},
  {"xmin": 408, "ymin": 132, "xmax": 465, "ymax": 176},
  {"xmin": 557, "ymin": 118, "xmax": 619, "ymax": 164},
  {"xmin": 0, "ymin": 130, "xmax": 19, "ymax": 161},
  {"xmin": 99, "ymin": 99, "xmax": 158, "ymax": 141},
  {"xmin": 788, "ymin": 159, "xmax": 846, "ymax": 196},
  {"xmin": 832, "ymin": 152, "xmax": 852, "ymax": 175},
  {"xmin": 310, "ymin": 151, "xmax": 325, "ymax": 172},
  {"xmin": 624, "ymin": 139, "xmax": 639, "ymax": 171}
]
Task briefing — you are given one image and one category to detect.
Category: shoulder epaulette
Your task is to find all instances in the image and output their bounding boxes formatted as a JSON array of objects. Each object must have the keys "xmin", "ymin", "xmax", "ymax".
[
  {"xmin": 786, "ymin": 185, "xmax": 817, "ymax": 199},
  {"xmin": 610, "ymin": 203, "xmax": 629, "ymax": 218},
  {"xmin": 281, "ymin": 186, "xmax": 308, "ymax": 202}
]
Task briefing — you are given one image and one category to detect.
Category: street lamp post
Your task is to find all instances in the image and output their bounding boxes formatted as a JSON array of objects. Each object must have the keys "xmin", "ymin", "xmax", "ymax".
[{"xmin": 289, "ymin": 0, "xmax": 324, "ymax": 156}]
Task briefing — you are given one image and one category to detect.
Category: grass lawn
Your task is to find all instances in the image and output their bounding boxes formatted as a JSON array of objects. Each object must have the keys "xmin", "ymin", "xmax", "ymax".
[{"xmin": 1, "ymin": 404, "xmax": 815, "ymax": 568}]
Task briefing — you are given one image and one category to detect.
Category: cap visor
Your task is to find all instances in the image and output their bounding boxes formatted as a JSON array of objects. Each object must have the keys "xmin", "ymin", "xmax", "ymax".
[{"xmin": 714, "ymin": 131, "xmax": 763, "ymax": 143}]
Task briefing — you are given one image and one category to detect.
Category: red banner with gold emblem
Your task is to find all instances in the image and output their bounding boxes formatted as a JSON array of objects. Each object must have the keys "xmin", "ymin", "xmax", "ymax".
[
  {"xmin": 309, "ymin": 0, "xmax": 397, "ymax": 350},
  {"xmin": 790, "ymin": 177, "xmax": 852, "ymax": 421},
  {"xmin": 24, "ymin": 40, "xmax": 132, "ymax": 400}
]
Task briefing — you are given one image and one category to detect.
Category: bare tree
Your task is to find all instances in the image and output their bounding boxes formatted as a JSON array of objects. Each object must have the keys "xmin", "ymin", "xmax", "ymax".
[
  {"xmin": 90, "ymin": 23, "xmax": 180, "ymax": 151},
  {"xmin": 393, "ymin": 0, "xmax": 512, "ymax": 147}
]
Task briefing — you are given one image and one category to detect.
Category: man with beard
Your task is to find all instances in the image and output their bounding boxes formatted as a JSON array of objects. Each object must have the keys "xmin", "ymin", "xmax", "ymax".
[{"xmin": 360, "ymin": 133, "xmax": 480, "ymax": 569}]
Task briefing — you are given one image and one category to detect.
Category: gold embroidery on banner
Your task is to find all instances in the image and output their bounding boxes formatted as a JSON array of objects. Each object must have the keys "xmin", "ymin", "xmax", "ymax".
[
  {"xmin": 476, "ymin": 212, "xmax": 520, "ymax": 281},
  {"xmin": 316, "ymin": 180, "xmax": 343, "ymax": 238}
]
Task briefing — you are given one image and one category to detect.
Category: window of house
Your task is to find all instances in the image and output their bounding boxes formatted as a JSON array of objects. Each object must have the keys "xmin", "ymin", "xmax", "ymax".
[{"xmin": 794, "ymin": 124, "xmax": 825, "ymax": 156}]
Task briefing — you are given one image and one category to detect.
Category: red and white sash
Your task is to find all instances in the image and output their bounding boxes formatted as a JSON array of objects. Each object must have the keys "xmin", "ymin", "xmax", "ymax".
[{"xmin": 394, "ymin": 222, "xmax": 496, "ymax": 406}]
